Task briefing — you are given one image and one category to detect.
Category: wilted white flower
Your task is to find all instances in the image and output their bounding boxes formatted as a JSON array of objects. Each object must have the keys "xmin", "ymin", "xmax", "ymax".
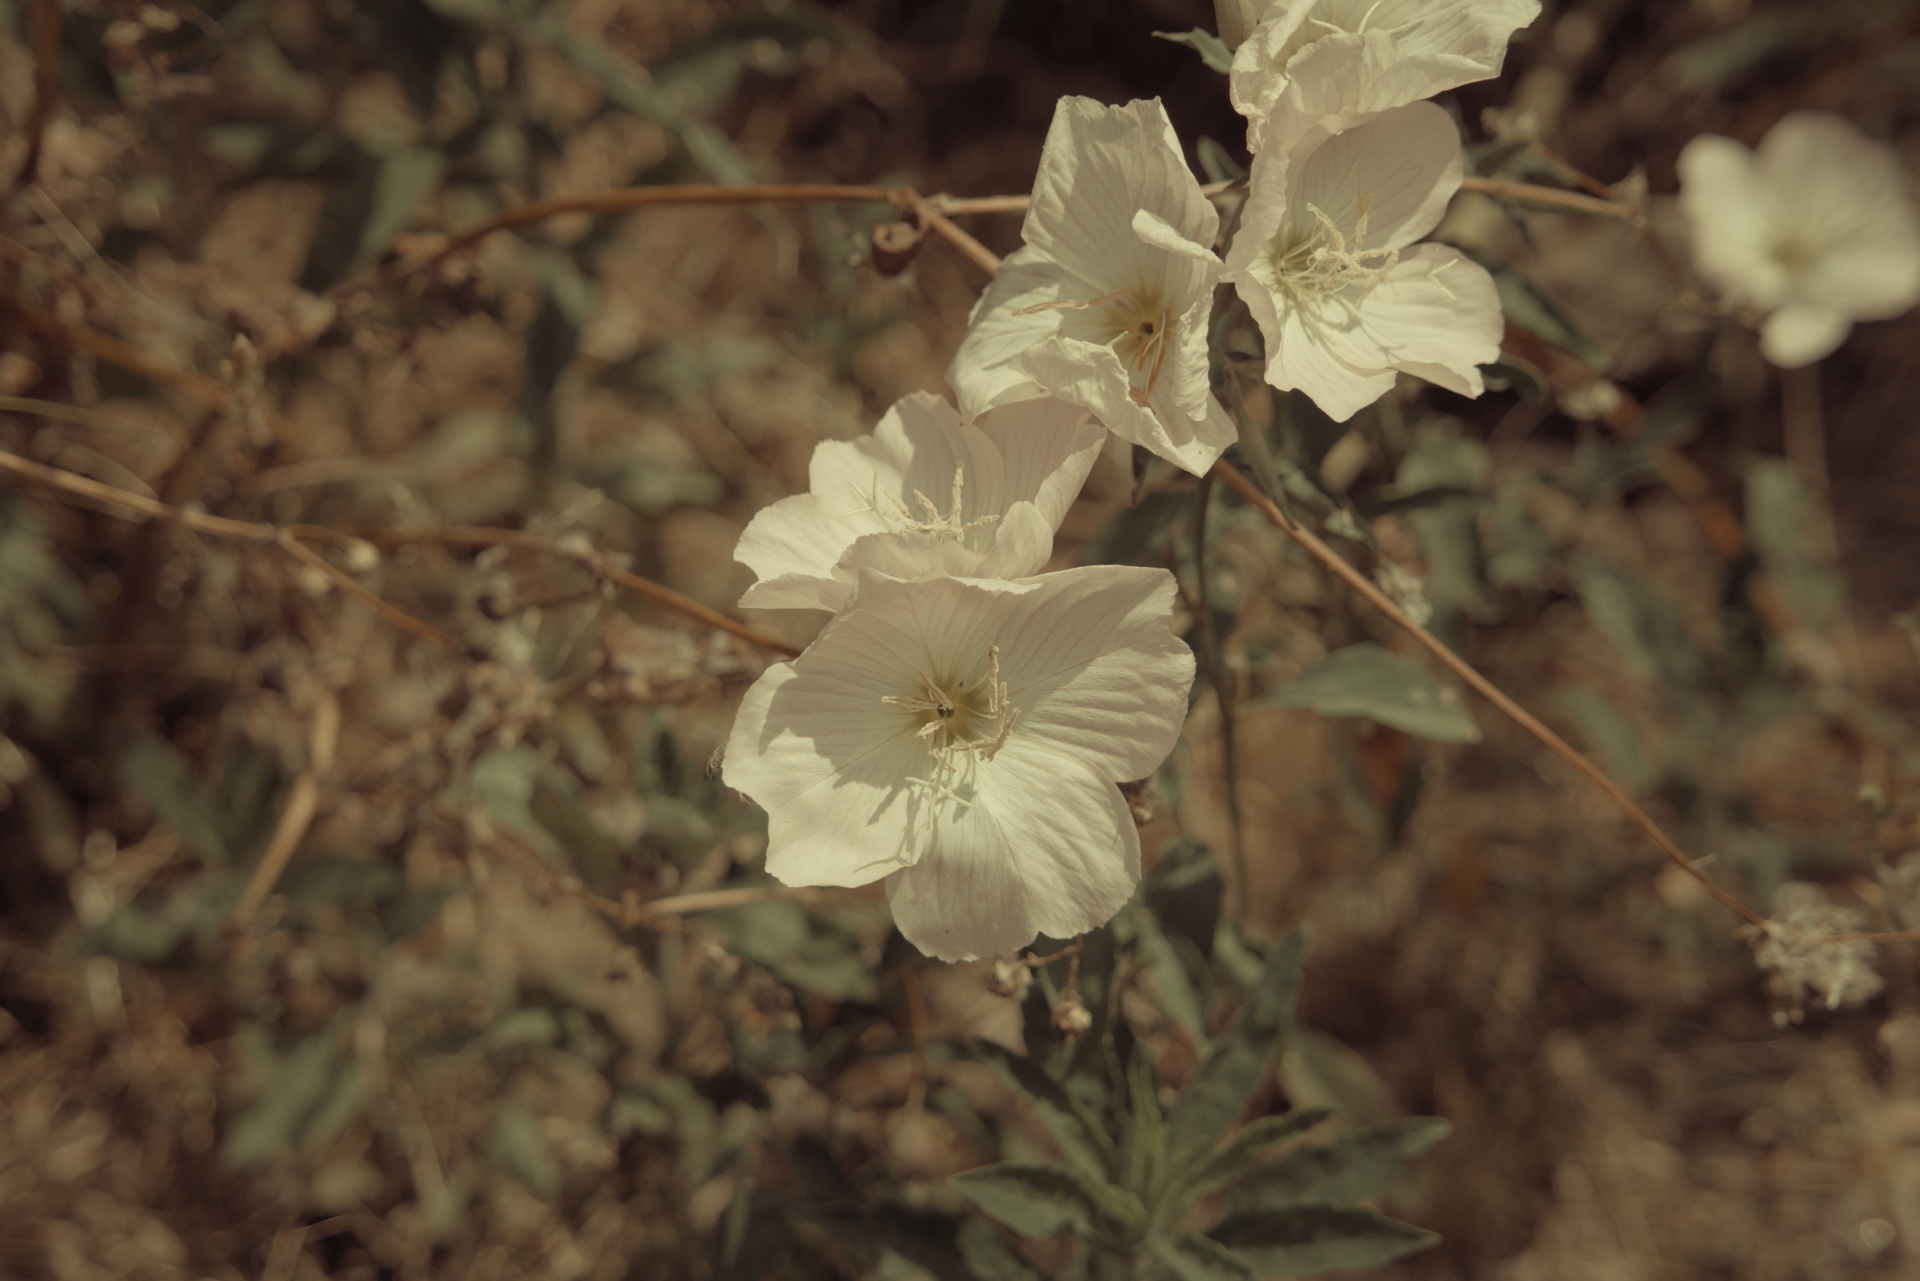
[
  {"xmin": 1224, "ymin": 101, "xmax": 1502, "ymax": 421},
  {"xmin": 1678, "ymin": 111, "xmax": 1920, "ymax": 368},
  {"xmin": 1229, "ymin": 0, "xmax": 1541, "ymax": 149},
  {"xmin": 723, "ymin": 567, "xmax": 1194, "ymax": 962},
  {"xmin": 734, "ymin": 393, "xmax": 1104, "ymax": 612},
  {"xmin": 948, "ymin": 96, "xmax": 1237, "ymax": 476}
]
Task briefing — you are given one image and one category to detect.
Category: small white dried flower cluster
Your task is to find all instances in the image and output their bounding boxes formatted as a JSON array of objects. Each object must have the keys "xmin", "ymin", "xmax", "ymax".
[{"xmin": 1748, "ymin": 885, "xmax": 1885, "ymax": 1024}]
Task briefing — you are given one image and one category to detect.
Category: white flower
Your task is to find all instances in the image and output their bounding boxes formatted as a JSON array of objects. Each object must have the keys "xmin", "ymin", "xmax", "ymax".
[
  {"xmin": 948, "ymin": 96, "xmax": 1237, "ymax": 477},
  {"xmin": 1230, "ymin": 0, "xmax": 1541, "ymax": 149},
  {"xmin": 723, "ymin": 567, "xmax": 1194, "ymax": 962},
  {"xmin": 1678, "ymin": 111, "xmax": 1920, "ymax": 368},
  {"xmin": 1224, "ymin": 101, "xmax": 1503, "ymax": 421},
  {"xmin": 1215, "ymin": 0, "xmax": 1263, "ymax": 48},
  {"xmin": 734, "ymin": 393, "xmax": 1105, "ymax": 613}
]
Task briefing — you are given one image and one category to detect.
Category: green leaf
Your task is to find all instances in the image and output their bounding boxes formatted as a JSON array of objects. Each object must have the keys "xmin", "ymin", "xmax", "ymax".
[
  {"xmin": 1551, "ymin": 687, "xmax": 1655, "ymax": 795},
  {"xmin": 1181, "ymin": 1107, "xmax": 1336, "ymax": 1208},
  {"xmin": 1167, "ymin": 928, "xmax": 1307, "ymax": 1163},
  {"xmin": 489, "ymin": 1099, "xmax": 560, "ymax": 1196},
  {"xmin": 956, "ymin": 1218, "xmax": 1044, "ymax": 1281},
  {"xmin": 1125, "ymin": 1048, "xmax": 1169, "ymax": 1202},
  {"xmin": 1131, "ymin": 909, "xmax": 1209, "ymax": 1048},
  {"xmin": 223, "ymin": 1025, "xmax": 345, "ymax": 1168},
  {"xmin": 1495, "ymin": 271, "xmax": 1605, "ymax": 369},
  {"xmin": 354, "ymin": 147, "xmax": 445, "ymax": 270},
  {"xmin": 979, "ymin": 1045, "xmax": 1118, "ymax": 1183},
  {"xmin": 1745, "ymin": 458, "xmax": 1842, "ymax": 626},
  {"xmin": 528, "ymin": 771, "xmax": 624, "ymax": 895},
  {"xmin": 950, "ymin": 1163, "xmax": 1094, "ymax": 1239},
  {"xmin": 1151, "ymin": 1232, "xmax": 1256, "ymax": 1281},
  {"xmin": 1225, "ymin": 1118, "xmax": 1451, "ymax": 1215},
  {"xmin": 120, "ymin": 738, "xmax": 231, "ymax": 866},
  {"xmin": 1570, "ymin": 558, "xmax": 1704, "ymax": 688},
  {"xmin": 1208, "ymin": 1205, "xmax": 1440, "ymax": 1275},
  {"xmin": 704, "ymin": 899, "xmax": 878, "ymax": 1002},
  {"xmin": 1152, "ymin": 28, "xmax": 1234, "ymax": 72},
  {"xmin": 1259, "ymin": 644, "xmax": 1480, "ymax": 743}
]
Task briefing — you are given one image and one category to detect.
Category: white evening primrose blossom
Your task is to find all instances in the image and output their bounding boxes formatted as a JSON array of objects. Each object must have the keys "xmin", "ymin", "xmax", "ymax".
[
  {"xmin": 948, "ymin": 96, "xmax": 1236, "ymax": 477},
  {"xmin": 1229, "ymin": 0, "xmax": 1541, "ymax": 148},
  {"xmin": 1224, "ymin": 101, "xmax": 1502, "ymax": 421},
  {"xmin": 723, "ymin": 567, "xmax": 1194, "ymax": 962},
  {"xmin": 1678, "ymin": 111, "xmax": 1920, "ymax": 368},
  {"xmin": 733, "ymin": 393, "xmax": 1105, "ymax": 613}
]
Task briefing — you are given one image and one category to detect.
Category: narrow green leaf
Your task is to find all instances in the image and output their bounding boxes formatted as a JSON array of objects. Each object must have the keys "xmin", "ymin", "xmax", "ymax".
[
  {"xmin": 1208, "ymin": 1205, "xmax": 1439, "ymax": 1275},
  {"xmin": 223, "ymin": 1026, "xmax": 343, "ymax": 1168},
  {"xmin": 1225, "ymin": 1118, "xmax": 1451, "ymax": 1215},
  {"xmin": 1258, "ymin": 644, "xmax": 1480, "ymax": 743},
  {"xmin": 1125, "ymin": 1049, "xmax": 1169, "ymax": 1202},
  {"xmin": 979, "ymin": 1045, "xmax": 1117, "ymax": 1182},
  {"xmin": 1167, "ymin": 928, "xmax": 1307, "ymax": 1163},
  {"xmin": 1152, "ymin": 28, "xmax": 1234, "ymax": 72},
  {"xmin": 354, "ymin": 147, "xmax": 446, "ymax": 270},
  {"xmin": 956, "ymin": 1219, "xmax": 1044, "ymax": 1281},
  {"xmin": 1150, "ymin": 1232, "xmax": 1256, "ymax": 1281},
  {"xmin": 1180, "ymin": 1107, "xmax": 1336, "ymax": 1209},
  {"xmin": 489, "ymin": 1099, "xmax": 560, "ymax": 1196},
  {"xmin": 950, "ymin": 1163, "xmax": 1093, "ymax": 1239},
  {"xmin": 1132, "ymin": 909, "xmax": 1209, "ymax": 1047},
  {"xmin": 121, "ymin": 738, "xmax": 231, "ymax": 865}
]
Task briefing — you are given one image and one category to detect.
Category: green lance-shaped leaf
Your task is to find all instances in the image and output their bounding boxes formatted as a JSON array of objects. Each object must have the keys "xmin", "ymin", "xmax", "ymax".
[
  {"xmin": 1258, "ymin": 644, "xmax": 1480, "ymax": 743},
  {"xmin": 956, "ymin": 1218, "xmax": 1045, "ymax": 1281},
  {"xmin": 1225, "ymin": 1118, "xmax": 1451, "ymax": 1216},
  {"xmin": 1150, "ymin": 1231, "xmax": 1257, "ymax": 1281},
  {"xmin": 978, "ymin": 1045, "xmax": 1118, "ymax": 1183},
  {"xmin": 949, "ymin": 1163, "xmax": 1096, "ymax": 1239},
  {"xmin": 1207, "ymin": 1206, "xmax": 1439, "ymax": 1276},
  {"xmin": 1125, "ymin": 1047, "xmax": 1169, "ymax": 1202},
  {"xmin": 1177, "ymin": 1107, "xmax": 1336, "ymax": 1214},
  {"xmin": 1166, "ymin": 927, "xmax": 1308, "ymax": 1165}
]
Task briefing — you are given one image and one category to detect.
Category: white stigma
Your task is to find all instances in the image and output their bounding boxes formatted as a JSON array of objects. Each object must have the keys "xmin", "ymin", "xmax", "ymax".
[
  {"xmin": 881, "ymin": 644, "xmax": 1020, "ymax": 770},
  {"xmin": 1265, "ymin": 195, "xmax": 1400, "ymax": 303}
]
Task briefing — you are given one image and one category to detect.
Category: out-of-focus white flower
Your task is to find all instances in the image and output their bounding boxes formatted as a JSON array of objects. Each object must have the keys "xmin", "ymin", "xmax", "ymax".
[
  {"xmin": 1678, "ymin": 111, "xmax": 1920, "ymax": 368},
  {"xmin": 734, "ymin": 393, "xmax": 1104, "ymax": 612},
  {"xmin": 1224, "ymin": 101, "xmax": 1502, "ymax": 421},
  {"xmin": 723, "ymin": 567, "xmax": 1193, "ymax": 962},
  {"xmin": 948, "ymin": 96, "xmax": 1236, "ymax": 477},
  {"xmin": 1230, "ymin": 0, "xmax": 1541, "ymax": 148},
  {"xmin": 1749, "ymin": 883, "xmax": 1884, "ymax": 1022}
]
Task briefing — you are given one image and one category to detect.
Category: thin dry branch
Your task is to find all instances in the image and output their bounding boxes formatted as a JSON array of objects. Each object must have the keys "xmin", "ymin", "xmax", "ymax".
[
  {"xmin": 374, "ymin": 526, "xmax": 802, "ymax": 657},
  {"xmin": 1211, "ymin": 458, "xmax": 1768, "ymax": 929},
  {"xmin": 1457, "ymin": 175, "xmax": 1636, "ymax": 219},
  {"xmin": 278, "ymin": 533, "xmax": 461, "ymax": 654},
  {"xmin": 231, "ymin": 691, "xmax": 342, "ymax": 922}
]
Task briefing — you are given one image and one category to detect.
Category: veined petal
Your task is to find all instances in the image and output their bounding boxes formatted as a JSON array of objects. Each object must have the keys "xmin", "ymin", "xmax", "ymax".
[
  {"xmin": 1263, "ymin": 301, "xmax": 1397, "ymax": 422},
  {"xmin": 975, "ymin": 398, "xmax": 1106, "ymax": 531},
  {"xmin": 949, "ymin": 250, "xmax": 1074, "ymax": 419},
  {"xmin": 1360, "ymin": 244, "xmax": 1502, "ymax": 390},
  {"xmin": 1023, "ymin": 97, "xmax": 1219, "ymax": 292},
  {"xmin": 1013, "ymin": 336, "xmax": 1232, "ymax": 476},
  {"xmin": 971, "ymin": 502, "xmax": 1058, "ymax": 581},
  {"xmin": 734, "ymin": 492, "xmax": 876, "ymax": 605},
  {"xmin": 885, "ymin": 747, "xmax": 1139, "ymax": 961},
  {"xmin": 725, "ymin": 661, "xmax": 925, "ymax": 888},
  {"xmin": 1290, "ymin": 101, "xmax": 1463, "ymax": 249}
]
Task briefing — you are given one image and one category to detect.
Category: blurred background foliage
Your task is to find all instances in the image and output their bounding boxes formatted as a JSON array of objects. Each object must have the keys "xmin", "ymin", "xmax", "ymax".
[{"xmin": 5, "ymin": 0, "xmax": 1920, "ymax": 1278}]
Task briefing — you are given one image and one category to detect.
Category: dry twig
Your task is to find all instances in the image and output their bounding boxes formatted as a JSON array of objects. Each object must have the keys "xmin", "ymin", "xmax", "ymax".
[{"xmin": 231, "ymin": 690, "xmax": 342, "ymax": 922}]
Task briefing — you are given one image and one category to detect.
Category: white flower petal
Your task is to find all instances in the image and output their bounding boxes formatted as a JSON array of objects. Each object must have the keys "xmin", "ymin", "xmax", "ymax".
[
  {"xmin": 885, "ymin": 747, "xmax": 1139, "ymax": 962},
  {"xmin": 974, "ymin": 399, "xmax": 1106, "ymax": 531},
  {"xmin": 1013, "ymin": 337, "xmax": 1234, "ymax": 476},
  {"xmin": 1760, "ymin": 305, "xmax": 1852, "ymax": 369},
  {"xmin": 725, "ymin": 660, "xmax": 924, "ymax": 888},
  {"xmin": 1358, "ymin": 245, "xmax": 1503, "ymax": 389},
  {"xmin": 1232, "ymin": 0, "xmax": 1539, "ymax": 142},
  {"xmin": 949, "ymin": 251, "xmax": 1070, "ymax": 419},
  {"xmin": 1677, "ymin": 134, "xmax": 1775, "ymax": 304},
  {"xmin": 724, "ymin": 568, "xmax": 1191, "ymax": 962},
  {"xmin": 994, "ymin": 566, "xmax": 1196, "ymax": 781},
  {"xmin": 972, "ymin": 502, "xmax": 1059, "ymax": 580},
  {"xmin": 1290, "ymin": 101, "xmax": 1463, "ymax": 250},
  {"xmin": 1024, "ymin": 98, "xmax": 1219, "ymax": 289},
  {"xmin": 734, "ymin": 493, "xmax": 876, "ymax": 606}
]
